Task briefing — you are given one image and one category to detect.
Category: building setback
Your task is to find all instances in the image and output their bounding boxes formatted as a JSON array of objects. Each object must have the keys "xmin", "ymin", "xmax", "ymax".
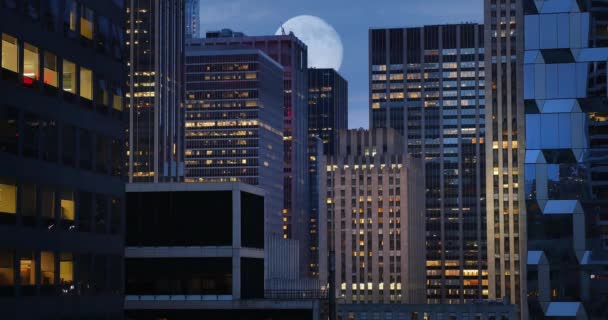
[
  {"xmin": 0, "ymin": 1, "xmax": 126, "ymax": 318},
  {"xmin": 189, "ymin": 30, "xmax": 311, "ymax": 275},
  {"xmin": 327, "ymin": 129, "xmax": 426, "ymax": 304},
  {"xmin": 369, "ymin": 24, "xmax": 487, "ymax": 303},
  {"xmin": 308, "ymin": 68, "xmax": 348, "ymax": 156},
  {"xmin": 183, "ymin": 47, "xmax": 284, "ymax": 237},
  {"xmin": 524, "ymin": 0, "xmax": 608, "ymax": 319},
  {"xmin": 127, "ymin": 0, "xmax": 185, "ymax": 183},
  {"xmin": 483, "ymin": 0, "xmax": 526, "ymax": 311}
]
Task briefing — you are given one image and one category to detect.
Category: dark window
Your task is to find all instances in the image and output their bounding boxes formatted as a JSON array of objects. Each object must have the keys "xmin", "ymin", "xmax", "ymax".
[
  {"xmin": 41, "ymin": 119, "xmax": 58, "ymax": 162},
  {"xmin": 95, "ymin": 194, "xmax": 107, "ymax": 233},
  {"xmin": 126, "ymin": 191, "xmax": 232, "ymax": 246},
  {"xmin": 23, "ymin": 113, "xmax": 40, "ymax": 158},
  {"xmin": 62, "ymin": 124, "xmax": 76, "ymax": 166},
  {"xmin": 241, "ymin": 192, "xmax": 264, "ymax": 249},
  {"xmin": 241, "ymin": 258, "xmax": 263, "ymax": 299},
  {"xmin": 126, "ymin": 258, "xmax": 232, "ymax": 295},
  {"xmin": 79, "ymin": 129, "xmax": 92, "ymax": 170},
  {"xmin": 78, "ymin": 191, "xmax": 92, "ymax": 232},
  {"xmin": 0, "ymin": 105, "xmax": 19, "ymax": 154}
]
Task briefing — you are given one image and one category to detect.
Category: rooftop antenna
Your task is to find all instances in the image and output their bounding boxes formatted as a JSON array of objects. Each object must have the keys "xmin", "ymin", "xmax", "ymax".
[{"xmin": 281, "ymin": 24, "xmax": 286, "ymax": 35}]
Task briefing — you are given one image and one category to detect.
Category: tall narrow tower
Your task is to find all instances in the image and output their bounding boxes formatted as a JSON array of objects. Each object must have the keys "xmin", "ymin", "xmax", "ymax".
[
  {"xmin": 483, "ymin": 0, "xmax": 526, "ymax": 313},
  {"xmin": 127, "ymin": 0, "xmax": 185, "ymax": 183}
]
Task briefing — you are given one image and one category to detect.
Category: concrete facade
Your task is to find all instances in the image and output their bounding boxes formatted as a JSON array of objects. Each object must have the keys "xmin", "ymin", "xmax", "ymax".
[{"xmin": 327, "ymin": 129, "xmax": 426, "ymax": 304}]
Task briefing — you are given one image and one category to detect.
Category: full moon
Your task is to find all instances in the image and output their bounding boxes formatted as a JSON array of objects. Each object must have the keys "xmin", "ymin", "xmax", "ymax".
[{"xmin": 276, "ymin": 15, "xmax": 343, "ymax": 71}]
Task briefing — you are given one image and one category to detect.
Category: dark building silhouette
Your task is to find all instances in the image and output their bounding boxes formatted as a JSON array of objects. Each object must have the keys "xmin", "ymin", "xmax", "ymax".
[
  {"xmin": 127, "ymin": 0, "xmax": 185, "ymax": 183},
  {"xmin": 369, "ymin": 24, "xmax": 487, "ymax": 304},
  {"xmin": 124, "ymin": 183, "xmax": 320, "ymax": 320},
  {"xmin": 0, "ymin": 1, "xmax": 126, "ymax": 318},
  {"xmin": 308, "ymin": 68, "xmax": 348, "ymax": 156}
]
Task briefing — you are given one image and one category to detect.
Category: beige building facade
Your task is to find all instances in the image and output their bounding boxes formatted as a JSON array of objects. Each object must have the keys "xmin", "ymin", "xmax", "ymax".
[{"xmin": 327, "ymin": 129, "xmax": 426, "ymax": 304}]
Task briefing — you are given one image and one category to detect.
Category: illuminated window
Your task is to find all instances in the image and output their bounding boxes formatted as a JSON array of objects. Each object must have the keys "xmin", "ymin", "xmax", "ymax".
[
  {"xmin": 65, "ymin": 0, "xmax": 77, "ymax": 32},
  {"xmin": 0, "ymin": 181, "xmax": 17, "ymax": 214},
  {"xmin": 62, "ymin": 59, "xmax": 76, "ymax": 93},
  {"xmin": 20, "ymin": 252, "xmax": 35, "ymax": 286},
  {"xmin": 0, "ymin": 250, "xmax": 13, "ymax": 286},
  {"xmin": 1, "ymin": 33, "xmax": 18, "ymax": 73},
  {"xmin": 80, "ymin": 6, "xmax": 94, "ymax": 40},
  {"xmin": 245, "ymin": 73, "xmax": 257, "ymax": 80},
  {"xmin": 44, "ymin": 52, "xmax": 58, "ymax": 87},
  {"xmin": 113, "ymin": 86, "xmax": 123, "ymax": 111},
  {"xmin": 23, "ymin": 43, "xmax": 39, "ymax": 81},
  {"xmin": 41, "ymin": 252, "xmax": 55, "ymax": 285},
  {"xmin": 79, "ymin": 67, "xmax": 92, "ymax": 100},
  {"xmin": 59, "ymin": 253, "xmax": 73, "ymax": 285},
  {"xmin": 60, "ymin": 191, "xmax": 75, "ymax": 221}
]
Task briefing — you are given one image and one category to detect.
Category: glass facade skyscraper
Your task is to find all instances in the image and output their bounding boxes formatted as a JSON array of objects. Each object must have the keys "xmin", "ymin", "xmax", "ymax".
[
  {"xmin": 183, "ymin": 47, "xmax": 285, "ymax": 236},
  {"xmin": 484, "ymin": 0, "xmax": 526, "ymax": 312},
  {"xmin": 524, "ymin": 0, "xmax": 608, "ymax": 318},
  {"xmin": 308, "ymin": 68, "xmax": 348, "ymax": 156},
  {"xmin": 185, "ymin": 0, "xmax": 199, "ymax": 38},
  {"xmin": 127, "ymin": 0, "xmax": 185, "ymax": 183},
  {"xmin": 369, "ymin": 24, "xmax": 488, "ymax": 303},
  {"xmin": 0, "ymin": 1, "xmax": 126, "ymax": 318}
]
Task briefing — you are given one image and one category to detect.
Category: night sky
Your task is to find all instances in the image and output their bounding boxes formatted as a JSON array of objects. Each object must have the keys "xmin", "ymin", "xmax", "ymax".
[{"xmin": 199, "ymin": 0, "xmax": 483, "ymax": 129}]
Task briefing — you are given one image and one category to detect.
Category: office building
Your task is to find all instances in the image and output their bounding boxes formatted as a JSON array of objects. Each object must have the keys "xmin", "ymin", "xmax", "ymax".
[
  {"xmin": 327, "ymin": 129, "xmax": 426, "ymax": 304},
  {"xmin": 124, "ymin": 183, "xmax": 321, "ymax": 320},
  {"xmin": 524, "ymin": 0, "xmax": 608, "ymax": 318},
  {"xmin": 308, "ymin": 137, "xmax": 328, "ymax": 280},
  {"xmin": 0, "ymin": 2, "xmax": 126, "ymax": 318},
  {"xmin": 185, "ymin": 0, "xmax": 200, "ymax": 38},
  {"xmin": 483, "ymin": 0, "xmax": 526, "ymax": 310},
  {"xmin": 369, "ymin": 24, "xmax": 488, "ymax": 303},
  {"xmin": 127, "ymin": 0, "xmax": 185, "ymax": 183},
  {"xmin": 183, "ymin": 47, "xmax": 284, "ymax": 236},
  {"xmin": 308, "ymin": 68, "xmax": 348, "ymax": 156},
  {"xmin": 189, "ymin": 30, "xmax": 311, "ymax": 274},
  {"xmin": 338, "ymin": 301, "xmax": 516, "ymax": 320}
]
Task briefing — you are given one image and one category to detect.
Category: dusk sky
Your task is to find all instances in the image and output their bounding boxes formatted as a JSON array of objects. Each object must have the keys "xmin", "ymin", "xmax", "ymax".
[{"xmin": 199, "ymin": 0, "xmax": 483, "ymax": 128}]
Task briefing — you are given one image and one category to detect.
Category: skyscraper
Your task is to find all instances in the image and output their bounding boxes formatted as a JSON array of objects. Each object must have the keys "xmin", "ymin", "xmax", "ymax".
[
  {"xmin": 0, "ymin": 2, "xmax": 126, "ymax": 318},
  {"xmin": 327, "ymin": 128, "xmax": 426, "ymax": 304},
  {"xmin": 308, "ymin": 68, "xmax": 348, "ymax": 156},
  {"xmin": 127, "ymin": 0, "xmax": 185, "ymax": 183},
  {"xmin": 369, "ymin": 24, "xmax": 488, "ymax": 303},
  {"xmin": 308, "ymin": 136, "xmax": 328, "ymax": 280},
  {"xmin": 183, "ymin": 47, "xmax": 285, "ymax": 236},
  {"xmin": 185, "ymin": 0, "xmax": 200, "ymax": 38},
  {"xmin": 189, "ymin": 30, "xmax": 310, "ymax": 274},
  {"xmin": 524, "ymin": 0, "xmax": 608, "ymax": 318},
  {"xmin": 483, "ymin": 0, "xmax": 526, "ymax": 310}
]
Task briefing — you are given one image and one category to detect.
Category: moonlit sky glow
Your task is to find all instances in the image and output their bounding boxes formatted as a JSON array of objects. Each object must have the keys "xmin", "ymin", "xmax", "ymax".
[
  {"xmin": 276, "ymin": 15, "xmax": 344, "ymax": 71},
  {"xmin": 199, "ymin": 0, "xmax": 482, "ymax": 128}
]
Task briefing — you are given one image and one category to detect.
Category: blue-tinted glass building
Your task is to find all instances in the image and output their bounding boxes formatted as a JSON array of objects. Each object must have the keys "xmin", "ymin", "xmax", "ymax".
[
  {"xmin": 524, "ymin": 0, "xmax": 608, "ymax": 318},
  {"xmin": 185, "ymin": 0, "xmax": 200, "ymax": 39}
]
